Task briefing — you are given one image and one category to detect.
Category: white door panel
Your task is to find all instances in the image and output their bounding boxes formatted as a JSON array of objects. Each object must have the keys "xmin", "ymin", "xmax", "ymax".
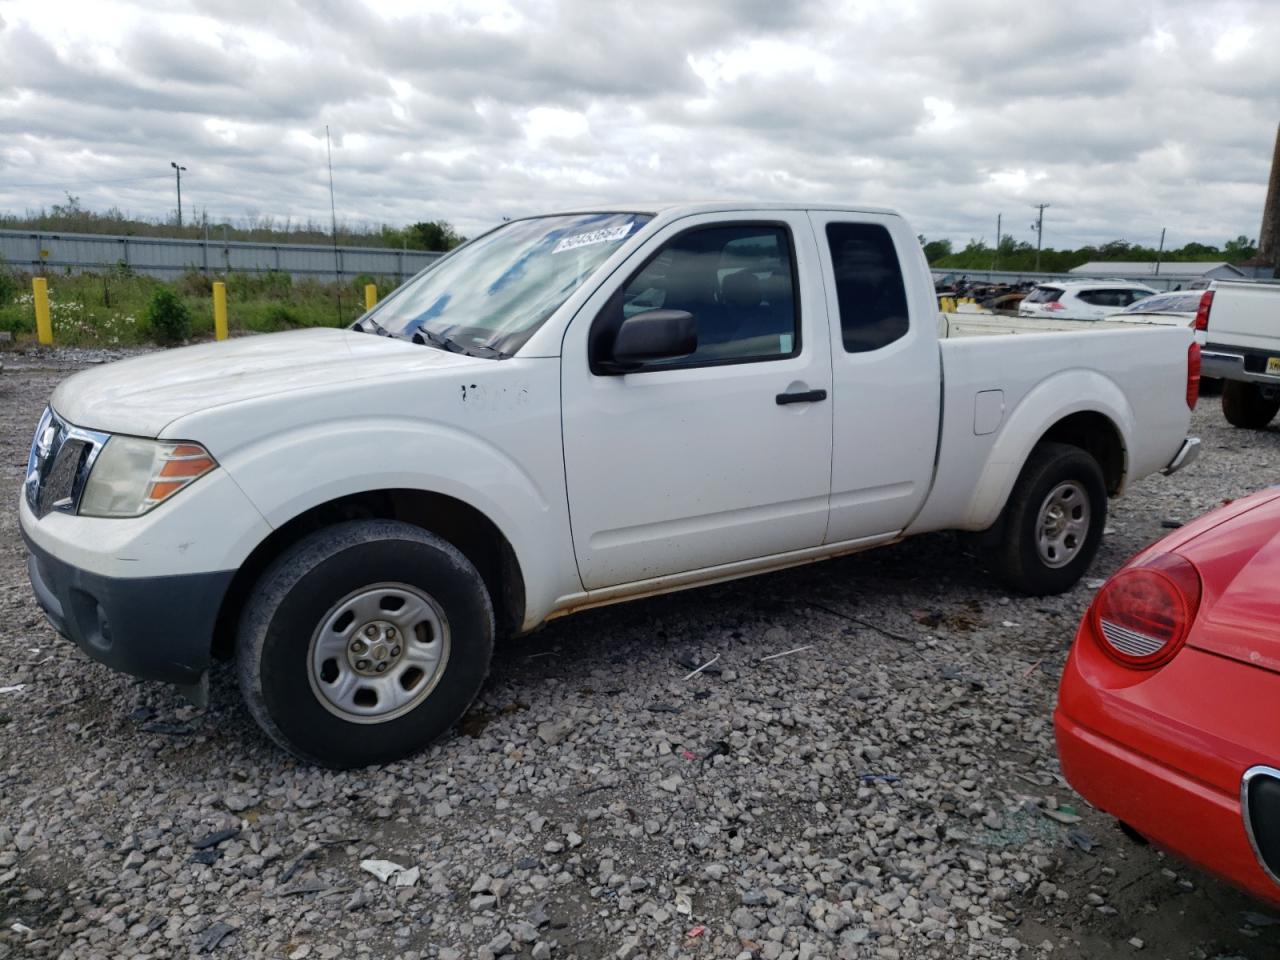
[
  {"xmin": 807, "ymin": 211, "xmax": 941, "ymax": 543},
  {"xmin": 561, "ymin": 212, "xmax": 833, "ymax": 590}
]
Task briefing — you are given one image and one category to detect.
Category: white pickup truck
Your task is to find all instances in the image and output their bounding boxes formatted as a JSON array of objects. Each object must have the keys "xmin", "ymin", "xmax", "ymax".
[
  {"xmin": 20, "ymin": 203, "xmax": 1202, "ymax": 767},
  {"xmin": 1199, "ymin": 279, "xmax": 1280, "ymax": 428}
]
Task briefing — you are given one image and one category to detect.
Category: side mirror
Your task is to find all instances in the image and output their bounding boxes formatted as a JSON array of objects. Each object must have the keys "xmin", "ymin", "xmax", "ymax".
[{"xmin": 601, "ymin": 309, "xmax": 697, "ymax": 373}]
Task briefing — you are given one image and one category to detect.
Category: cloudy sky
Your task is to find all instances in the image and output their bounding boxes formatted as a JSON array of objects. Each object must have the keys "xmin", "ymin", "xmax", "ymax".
[{"xmin": 0, "ymin": 0, "xmax": 1277, "ymax": 249}]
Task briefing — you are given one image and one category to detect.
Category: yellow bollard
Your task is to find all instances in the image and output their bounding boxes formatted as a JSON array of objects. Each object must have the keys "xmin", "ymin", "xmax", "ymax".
[
  {"xmin": 212, "ymin": 281, "xmax": 228, "ymax": 341},
  {"xmin": 33, "ymin": 277, "xmax": 53, "ymax": 345},
  {"xmin": 364, "ymin": 283, "xmax": 377, "ymax": 312}
]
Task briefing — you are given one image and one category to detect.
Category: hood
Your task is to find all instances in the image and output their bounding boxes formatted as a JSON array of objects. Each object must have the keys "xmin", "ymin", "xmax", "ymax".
[
  {"xmin": 50, "ymin": 328, "xmax": 484, "ymax": 437},
  {"xmin": 1176, "ymin": 489, "xmax": 1280, "ymax": 673}
]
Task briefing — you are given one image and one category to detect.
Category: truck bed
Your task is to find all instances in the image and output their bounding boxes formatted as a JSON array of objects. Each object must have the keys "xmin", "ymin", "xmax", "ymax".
[
  {"xmin": 908, "ymin": 320, "xmax": 1195, "ymax": 535},
  {"xmin": 939, "ymin": 312, "xmax": 1134, "ymax": 338}
]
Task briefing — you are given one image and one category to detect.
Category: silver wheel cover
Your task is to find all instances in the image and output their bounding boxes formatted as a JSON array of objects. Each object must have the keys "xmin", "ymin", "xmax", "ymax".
[
  {"xmin": 306, "ymin": 582, "xmax": 451, "ymax": 724},
  {"xmin": 1035, "ymin": 481, "xmax": 1091, "ymax": 569}
]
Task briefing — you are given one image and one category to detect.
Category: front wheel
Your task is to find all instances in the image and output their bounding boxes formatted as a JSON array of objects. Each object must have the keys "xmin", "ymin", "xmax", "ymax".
[
  {"xmin": 236, "ymin": 519, "xmax": 494, "ymax": 768},
  {"xmin": 986, "ymin": 442, "xmax": 1107, "ymax": 596},
  {"xmin": 1222, "ymin": 380, "xmax": 1279, "ymax": 429}
]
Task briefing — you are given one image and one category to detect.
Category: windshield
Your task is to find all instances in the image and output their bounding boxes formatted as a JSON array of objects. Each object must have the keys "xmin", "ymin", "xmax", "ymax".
[{"xmin": 362, "ymin": 212, "xmax": 651, "ymax": 357}]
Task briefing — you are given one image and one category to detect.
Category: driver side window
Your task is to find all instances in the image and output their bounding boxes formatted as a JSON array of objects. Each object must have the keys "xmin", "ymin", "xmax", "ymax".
[{"xmin": 618, "ymin": 224, "xmax": 799, "ymax": 367}]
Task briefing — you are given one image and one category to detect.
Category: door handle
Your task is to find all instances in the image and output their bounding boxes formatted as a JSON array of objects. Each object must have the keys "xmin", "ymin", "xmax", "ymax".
[{"xmin": 775, "ymin": 389, "xmax": 828, "ymax": 405}]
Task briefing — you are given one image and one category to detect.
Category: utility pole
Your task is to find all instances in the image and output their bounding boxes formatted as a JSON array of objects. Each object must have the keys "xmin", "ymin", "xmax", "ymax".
[
  {"xmin": 326, "ymin": 125, "xmax": 343, "ymax": 322},
  {"xmin": 993, "ymin": 213, "xmax": 1002, "ymax": 272},
  {"xmin": 1155, "ymin": 227, "xmax": 1166, "ymax": 276},
  {"xmin": 1257, "ymin": 123, "xmax": 1280, "ymax": 277},
  {"xmin": 170, "ymin": 162, "xmax": 187, "ymax": 227},
  {"xmin": 1031, "ymin": 203, "xmax": 1050, "ymax": 272}
]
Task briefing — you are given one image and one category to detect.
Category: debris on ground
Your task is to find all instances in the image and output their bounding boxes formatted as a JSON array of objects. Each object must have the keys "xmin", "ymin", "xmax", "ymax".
[
  {"xmin": 0, "ymin": 359, "xmax": 1275, "ymax": 958},
  {"xmin": 358, "ymin": 859, "xmax": 407, "ymax": 883}
]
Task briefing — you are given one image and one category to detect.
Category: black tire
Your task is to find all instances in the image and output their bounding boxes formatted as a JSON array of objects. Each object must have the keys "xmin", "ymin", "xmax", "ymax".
[
  {"xmin": 236, "ymin": 519, "xmax": 494, "ymax": 768},
  {"xmin": 986, "ymin": 442, "xmax": 1107, "ymax": 596},
  {"xmin": 1222, "ymin": 380, "xmax": 1280, "ymax": 429}
]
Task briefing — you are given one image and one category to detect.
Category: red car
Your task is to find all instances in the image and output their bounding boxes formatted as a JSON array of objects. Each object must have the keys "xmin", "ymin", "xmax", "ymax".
[{"xmin": 1056, "ymin": 486, "xmax": 1280, "ymax": 907}]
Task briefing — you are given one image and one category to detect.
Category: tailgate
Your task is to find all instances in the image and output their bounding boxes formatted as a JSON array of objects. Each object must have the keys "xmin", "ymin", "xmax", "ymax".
[{"xmin": 1207, "ymin": 282, "xmax": 1280, "ymax": 352}]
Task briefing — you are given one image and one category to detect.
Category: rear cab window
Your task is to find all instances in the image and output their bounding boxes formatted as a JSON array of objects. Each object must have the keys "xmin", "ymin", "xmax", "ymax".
[{"xmin": 823, "ymin": 223, "xmax": 910, "ymax": 353}]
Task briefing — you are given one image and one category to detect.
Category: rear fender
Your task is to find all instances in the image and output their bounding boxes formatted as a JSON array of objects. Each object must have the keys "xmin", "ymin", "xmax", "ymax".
[{"xmin": 963, "ymin": 371, "xmax": 1134, "ymax": 531}]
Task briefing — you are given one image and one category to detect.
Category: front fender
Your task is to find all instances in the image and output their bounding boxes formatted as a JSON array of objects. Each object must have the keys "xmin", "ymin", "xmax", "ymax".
[
  {"xmin": 962, "ymin": 370, "xmax": 1134, "ymax": 530},
  {"xmin": 217, "ymin": 416, "xmax": 578, "ymax": 626}
]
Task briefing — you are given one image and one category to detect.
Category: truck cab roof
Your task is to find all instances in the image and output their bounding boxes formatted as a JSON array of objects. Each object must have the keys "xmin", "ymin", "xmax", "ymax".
[{"xmin": 541, "ymin": 201, "xmax": 902, "ymax": 220}]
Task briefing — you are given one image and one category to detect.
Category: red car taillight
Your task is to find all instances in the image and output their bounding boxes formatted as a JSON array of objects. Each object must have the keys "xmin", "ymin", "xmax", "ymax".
[
  {"xmin": 1194, "ymin": 290, "xmax": 1214, "ymax": 331},
  {"xmin": 1043, "ymin": 301, "xmax": 1065, "ymax": 311},
  {"xmin": 1187, "ymin": 342, "xmax": 1201, "ymax": 410},
  {"xmin": 1090, "ymin": 554, "xmax": 1201, "ymax": 669}
]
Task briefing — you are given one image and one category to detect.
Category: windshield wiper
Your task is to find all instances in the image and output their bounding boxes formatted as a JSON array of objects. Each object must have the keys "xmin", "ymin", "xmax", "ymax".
[
  {"xmin": 412, "ymin": 328, "xmax": 467, "ymax": 353},
  {"xmin": 412, "ymin": 328, "xmax": 511, "ymax": 360},
  {"xmin": 357, "ymin": 316, "xmax": 400, "ymax": 339},
  {"xmin": 463, "ymin": 342, "xmax": 513, "ymax": 360}
]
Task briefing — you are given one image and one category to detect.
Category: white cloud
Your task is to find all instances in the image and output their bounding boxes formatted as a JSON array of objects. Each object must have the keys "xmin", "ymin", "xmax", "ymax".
[
  {"xmin": 0, "ymin": 0, "xmax": 1276, "ymax": 249},
  {"xmin": 920, "ymin": 97, "xmax": 961, "ymax": 134},
  {"xmin": 1212, "ymin": 25, "xmax": 1253, "ymax": 62},
  {"xmin": 522, "ymin": 106, "xmax": 590, "ymax": 143}
]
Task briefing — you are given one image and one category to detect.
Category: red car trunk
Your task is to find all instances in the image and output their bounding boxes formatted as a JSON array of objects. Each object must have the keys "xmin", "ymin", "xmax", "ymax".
[
  {"xmin": 1178, "ymin": 494, "xmax": 1280, "ymax": 675},
  {"xmin": 1055, "ymin": 486, "xmax": 1280, "ymax": 907}
]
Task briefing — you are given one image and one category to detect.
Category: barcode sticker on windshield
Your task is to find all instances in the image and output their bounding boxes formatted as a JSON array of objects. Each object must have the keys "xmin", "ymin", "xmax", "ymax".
[{"xmin": 553, "ymin": 223, "xmax": 634, "ymax": 254}]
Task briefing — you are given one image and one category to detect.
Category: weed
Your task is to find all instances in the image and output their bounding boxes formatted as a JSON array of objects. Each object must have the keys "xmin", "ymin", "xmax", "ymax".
[{"xmin": 146, "ymin": 288, "xmax": 192, "ymax": 344}]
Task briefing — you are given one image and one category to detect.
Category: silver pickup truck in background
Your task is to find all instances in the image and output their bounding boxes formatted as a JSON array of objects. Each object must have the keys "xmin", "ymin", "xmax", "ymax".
[{"xmin": 1200, "ymin": 279, "xmax": 1280, "ymax": 428}]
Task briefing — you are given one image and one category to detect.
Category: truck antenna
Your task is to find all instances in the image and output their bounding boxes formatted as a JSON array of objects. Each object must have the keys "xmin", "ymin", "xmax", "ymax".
[{"xmin": 326, "ymin": 125, "xmax": 343, "ymax": 324}]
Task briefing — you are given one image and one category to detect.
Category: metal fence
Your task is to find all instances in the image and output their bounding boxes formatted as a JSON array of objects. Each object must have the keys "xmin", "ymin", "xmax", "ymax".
[{"xmin": 0, "ymin": 228, "xmax": 444, "ymax": 283}]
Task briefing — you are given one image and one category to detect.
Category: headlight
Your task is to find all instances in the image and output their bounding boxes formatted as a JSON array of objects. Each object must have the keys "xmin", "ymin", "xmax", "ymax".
[{"xmin": 79, "ymin": 437, "xmax": 218, "ymax": 518}]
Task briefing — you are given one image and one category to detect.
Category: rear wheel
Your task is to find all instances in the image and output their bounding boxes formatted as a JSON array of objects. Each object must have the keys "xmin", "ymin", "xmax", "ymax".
[
  {"xmin": 1222, "ymin": 380, "xmax": 1280, "ymax": 429},
  {"xmin": 987, "ymin": 442, "xmax": 1107, "ymax": 596},
  {"xmin": 236, "ymin": 519, "xmax": 494, "ymax": 768}
]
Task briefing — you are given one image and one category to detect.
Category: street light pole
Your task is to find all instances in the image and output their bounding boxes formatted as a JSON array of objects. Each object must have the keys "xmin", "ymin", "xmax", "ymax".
[{"xmin": 170, "ymin": 162, "xmax": 187, "ymax": 227}]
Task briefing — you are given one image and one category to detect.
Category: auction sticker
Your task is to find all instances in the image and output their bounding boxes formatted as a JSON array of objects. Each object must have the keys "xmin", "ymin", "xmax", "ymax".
[{"xmin": 553, "ymin": 222, "xmax": 634, "ymax": 253}]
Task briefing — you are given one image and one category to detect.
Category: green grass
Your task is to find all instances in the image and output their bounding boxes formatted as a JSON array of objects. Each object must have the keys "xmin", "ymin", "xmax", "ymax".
[{"xmin": 0, "ymin": 268, "xmax": 386, "ymax": 347}]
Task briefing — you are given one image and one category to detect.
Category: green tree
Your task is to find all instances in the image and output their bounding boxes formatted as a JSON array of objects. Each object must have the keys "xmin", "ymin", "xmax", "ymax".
[
  {"xmin": 50, "ymin": 192, "xmax": 84, "ymax": 219},
  {"xmin": 921, "ymin": 238, "xmax": 953, "ymax": 263},
  {"xmin": 1223, "ymin": 235, "xmax": 1258, "ymax": 263},
  {"xmin": 1176, "ymin": 241, "xmax": 1221, "ymax": 259},
  {"xmin": 406, "ymin": 220, "xmax": 464, "ymax": 252},
  {"xmin": 1097, "ymin": 240, "xmax": 1132, "ymax": 259}
]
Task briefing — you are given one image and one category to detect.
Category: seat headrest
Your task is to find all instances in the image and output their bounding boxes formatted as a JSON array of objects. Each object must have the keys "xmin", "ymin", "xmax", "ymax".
[{"xmin": 722, "ymin": 270, "xmax": 763, "ymax": 309}]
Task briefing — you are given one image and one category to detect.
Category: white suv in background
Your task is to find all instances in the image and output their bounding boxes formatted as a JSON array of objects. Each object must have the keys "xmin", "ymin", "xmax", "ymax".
[{"xmin": 1018, "ymin": 280, "xmax": 1159, "ymax": 320}]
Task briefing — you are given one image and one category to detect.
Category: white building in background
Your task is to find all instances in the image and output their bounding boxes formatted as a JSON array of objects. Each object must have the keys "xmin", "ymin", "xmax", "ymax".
[{"xmin": 1069, "ymin": 261, "xmax": 1246, "ymax": 282}]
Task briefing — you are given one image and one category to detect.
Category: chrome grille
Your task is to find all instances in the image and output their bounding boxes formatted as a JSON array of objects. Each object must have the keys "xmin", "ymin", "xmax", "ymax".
[
  {"xmin": 1099, "ymin": 618, "xmax": 1166, "ymax": 658},
  {"xmin": 24, "ymin": 407, "xmax": 110, "ymax": 519}
]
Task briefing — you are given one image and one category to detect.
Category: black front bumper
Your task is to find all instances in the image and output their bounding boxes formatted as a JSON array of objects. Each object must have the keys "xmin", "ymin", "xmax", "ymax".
[{"xmin": 23, "ymin": 533, "xmax": 234, "ymax": 686}]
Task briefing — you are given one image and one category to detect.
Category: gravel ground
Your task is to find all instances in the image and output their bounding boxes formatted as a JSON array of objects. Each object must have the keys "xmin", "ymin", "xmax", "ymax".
[{"xmin": 1, "ymin": 353, "xmax": 1279, "ymax": 960}]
